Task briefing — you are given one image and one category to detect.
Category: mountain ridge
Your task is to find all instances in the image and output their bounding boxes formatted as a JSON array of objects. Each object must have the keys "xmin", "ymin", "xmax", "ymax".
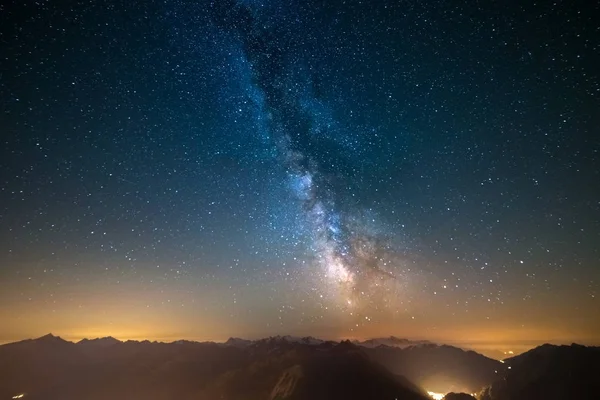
[
  {"xmin": 1, "ymin": 333, "xmax": 435, "ymax": 347},
  {"xmin": 0, "ymin": 334, "xmax": 597, "ymax": 400},
  {"xmin": 480, "ymin": 343, "xmax": 600, "ymax": 400}
]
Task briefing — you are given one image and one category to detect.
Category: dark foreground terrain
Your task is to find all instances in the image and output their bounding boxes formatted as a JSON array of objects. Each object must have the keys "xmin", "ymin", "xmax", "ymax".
[{"xmin": 0, "ymin": 334, "xmax": 597, "ymax": 400}]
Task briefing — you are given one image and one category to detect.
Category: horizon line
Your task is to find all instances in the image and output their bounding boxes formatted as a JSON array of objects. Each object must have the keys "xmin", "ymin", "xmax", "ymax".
[{"xmin": 2, "ymin": 332, "xmax": 598, "ymax": 348}]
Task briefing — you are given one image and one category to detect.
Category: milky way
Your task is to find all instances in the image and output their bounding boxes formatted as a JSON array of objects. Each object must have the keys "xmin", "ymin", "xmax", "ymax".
[
  {"xmin": 1, "ymin": 0, "xmax": 598, "ymax": 343},
  {"xmin": 211, "ymin": 0, "xmax": 409, "ymax": 314}
]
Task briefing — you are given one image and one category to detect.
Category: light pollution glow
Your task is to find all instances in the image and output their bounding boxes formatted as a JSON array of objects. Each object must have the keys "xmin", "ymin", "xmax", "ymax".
[
  {"xmin": 1, "ymin": 275, "xmax": 598, "ymax": 359},
  {"xmin": 427, "ymin": 392, "xmax": 445, "ymax": 400},
  {"xmin": 1, "ymin": 310, "xmax": 597, "ymax": 361}
]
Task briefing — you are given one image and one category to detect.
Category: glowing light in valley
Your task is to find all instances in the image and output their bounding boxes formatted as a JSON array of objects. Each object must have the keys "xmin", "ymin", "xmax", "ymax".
[
  {"xmin": 12, "ymin": 395, "xmax": 25, "ymax": 399},
  {"xmin": 427, "ymin": 391, "xmax": 445, "ymax": 400}
]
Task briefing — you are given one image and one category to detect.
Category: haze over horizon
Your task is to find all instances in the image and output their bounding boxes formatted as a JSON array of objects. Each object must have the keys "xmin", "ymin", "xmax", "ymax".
[
  {"xmin": 1, "ymin": 0, "xmax": 598, "ymax": 358},
  {"xmin": 1, "ymin": 330, "xmax": 597, "ymax": 362}
]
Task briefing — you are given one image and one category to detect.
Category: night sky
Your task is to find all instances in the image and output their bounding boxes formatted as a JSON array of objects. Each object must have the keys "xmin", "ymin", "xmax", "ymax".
[{"xmin": 1, "ymin": 0, "xmax": 599, "ymax": 351}]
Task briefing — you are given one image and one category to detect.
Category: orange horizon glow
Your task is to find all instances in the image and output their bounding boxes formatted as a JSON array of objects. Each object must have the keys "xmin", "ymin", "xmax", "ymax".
[{"xmin": 2, "ymin": 326, "xmax": 598, "ymax": 361}]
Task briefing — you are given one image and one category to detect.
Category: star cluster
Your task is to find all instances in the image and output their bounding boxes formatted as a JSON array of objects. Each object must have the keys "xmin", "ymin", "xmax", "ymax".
[{"xmin": 0, "ymin": 0, "xmax": 598, "ymax": 347}]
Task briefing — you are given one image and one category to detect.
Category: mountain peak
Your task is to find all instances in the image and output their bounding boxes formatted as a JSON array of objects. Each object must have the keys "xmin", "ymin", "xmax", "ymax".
[
  {"xmin": 23, "ymin": 333, "xmax": 73, "ymax": 347},
  {"xmin": 39, "ymin": 333, "xmax": 58, "ymax": 339},
  {"xmin": 77, "ymin": 336, "xmax": 121, "ymax": 347},
  {"xmin": 225, "ymin": 337, "xmax": 253, "ymax": 347},
  {"xmin": 336, "ymin": 339, "xmax": 358, "ymax": 350},
  {"xmin": 37, "ymin": 333, "xmax": 66, "ymax": 342},
  {"xmin": 356, "ymin": 336, "xmax": 433, "ymax": 348}
]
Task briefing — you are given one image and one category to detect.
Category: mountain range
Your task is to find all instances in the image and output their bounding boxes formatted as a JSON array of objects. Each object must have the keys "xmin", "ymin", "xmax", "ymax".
[{"xmin": 0, "ymin": 334, "xmax": 597, "ymax": 400}]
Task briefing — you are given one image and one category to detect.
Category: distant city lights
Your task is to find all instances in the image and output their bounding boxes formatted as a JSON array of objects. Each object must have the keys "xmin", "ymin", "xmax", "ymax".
[{"xmin": 427, "ymin": 391, "xmax": 445, "ymax": 400}]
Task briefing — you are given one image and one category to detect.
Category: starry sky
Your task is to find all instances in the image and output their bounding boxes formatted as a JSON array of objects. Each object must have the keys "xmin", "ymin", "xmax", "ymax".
[{"xmin": 1, "ymin": 0, "xmax": 599, "ymax": 351}]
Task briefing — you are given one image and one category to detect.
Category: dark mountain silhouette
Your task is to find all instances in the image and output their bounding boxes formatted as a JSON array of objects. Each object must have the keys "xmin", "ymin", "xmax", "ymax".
[
  {"xmin": 267, "ymin": 350, "xmax": 428, "ymax": 400},
  {"xmin": 3, "ymin": 334, "xmax": 595, "ymax": 400},
  {"xmin": 0, "ymin": 334, "xmax": 428, "ymax": 400},
  {"xmin": 0, "ymin": 334, "xmax": 85, "ymax": 400},
  {"xmin": 224, "ymin": 337, "xmax": 254, "ymax": 347},
  {"xmin": 218, "ymin": 335, "xmax": 501, "ymax": 392},
  {"xmin": 77, "ymin": 336, "xmax": 122, "ymax": 347},
  {"xmin": 442, "ymin": 393, "xmax": 477, "ymax": 400},
  {"xmin": 354, "ymin": 336, "xmax": 433, "ymax": 348},
  {"xmin": 196, "ymin": 343, "xmax": 429, "ymax": 400},
  {"xmin": 0, "ymin": 334, "xmax": 479, "ymax": 400},
  {"xmin": 479, "ymin": 343, "xmax": 600, "ymax": 400},
  {"xmin": 366, "ymin": 343, "xmax": 505, "ymax": 393},
  {"xmin": 223, "ymin": 335, "xmax": 430, "ymax": 350}
]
